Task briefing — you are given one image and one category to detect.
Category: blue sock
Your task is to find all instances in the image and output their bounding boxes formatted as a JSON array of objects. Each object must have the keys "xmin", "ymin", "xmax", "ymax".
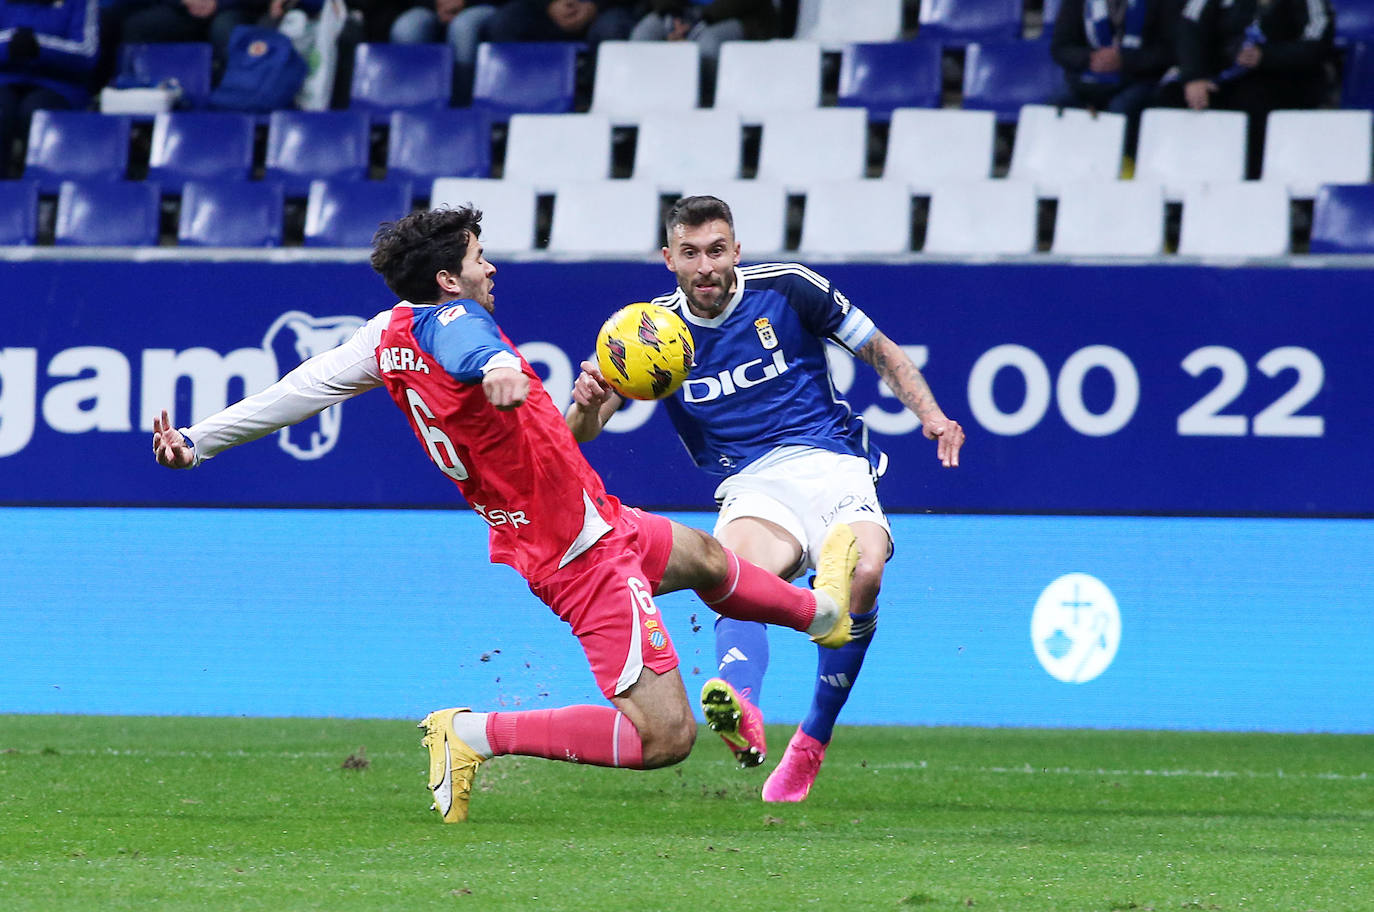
[
  {"xmin": 714, "ymin": 617, "xmax": 769, "ymax": 705},
  {"xmin": 801, "ymin": 605, "xmax": 878, "ymax": 744}
]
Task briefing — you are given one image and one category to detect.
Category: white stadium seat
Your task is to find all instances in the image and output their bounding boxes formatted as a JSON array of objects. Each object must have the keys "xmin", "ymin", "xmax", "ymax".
[
  {"xmin": 1178, "ymin": 181, "xmax": 1290, "ymax": 257},
  {"xmin": 793, "ymin": 0, "xmax": 904, "ymax": 49},
  {"xmin": 713, "ymin": 40, "xmax": 822, "ymax": 123},
  {"xmin": 591, "ymin": 41, "xmax": 701, "ymax": 125},
  {"xmin": 502, "ymin": 113, "xmax": 612, "ymax": 191},
  {"xmin": 1135, "ymin": 108, "xmax": 1247, "ymax": 201},
  {"xmin": 756, "ymin": 107, "xmax": 869, "ymax": 192},
  {"xmin": 1261, "ymin": 109, "xmax": 1374, "ymax": 199},
  {"xmin": 633, "ymin": 109, "xmax": 743, "ymax": 190},
  {"xmin": 428, "ymin": 177, "xmax": 537, "ymax": 253},
  {"xmin": 548, "ymin": 180, "xmax": 663, "ymax": 257},
  {"xmin": 924, "ymin": 179, "xmax": 1038, "ymax": 255},
  {"xmin": 1051, "ymin": 181, "xmax": 1165, "ymax": 256},
  {"xmin": 1009, "ymin": 104, "xmax": 1126, "ymax": 198},
  {"xmin": 883, "ymin": 107, "xmax": 996, "ymax": 193},
  {"xmin": 799, "ymin": 180, "xmax": 911, "ymax": 256},
  {"xmin": 678, "ymin": 179, "xmax": 789, "ymax": 255}
]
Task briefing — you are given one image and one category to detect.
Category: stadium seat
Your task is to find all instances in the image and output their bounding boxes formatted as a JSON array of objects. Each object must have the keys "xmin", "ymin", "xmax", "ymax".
[
  {"xmin": 350, "ymin": 42, "xmax": 454, "ymax": 125},
  {"xmin": 678, "ymin": 179, "xmax": 789, "ymax": 254},
  {"xmin": 756, "ymin": 107, "xmax": 869, "ymax": 192},
  {"xmin": 24, "ymin": 111, "xmax": 131, "ymax": 193},
  {"xmin": 304, "ymin": 179, "xmax": 414, "ymax": 248},
  {"xmin": 471, "ymin": 42, "xmax": 579, "ymax": 122},
  {"xmin": 1009, "ymin": 105, "xmax": 1126, "ymax": 197},
  {"xmin": 429, "ymin": 177, "xmax": 538, "ymax": 252},
  {"xmin": 1309, "ymin": 184, "xmax": 1374, "ymax": 253},
  {"xmin": 1051, "ymin": 181, "xmax": 1165, "ymax": 256},
  {"xmin": 1341, "ymin": 41, "xmax": 1374, "ymax": 109},
  {"xmin": 918, "ymin": 0, "xmax": 1024, "ymax": 45},
  {"xmin": 837, "ymin": 40, "xmax": 944, "ymax": 121},
  {"xmin": 1336, "ymin": 0, "xmax": 1374, "ymax": 42},
  {"xmin": 962, "ymin": 40, "xmax": 1060, "ymax": 121},
  {"xmin": 923, "ymin": 179, "xmax": 1038, "ymax": 255},
  {"xmin": 591, "ymin": 41, "xmax": 700, "ymax": 124},
  {"xmin": 1134, "ymin": 108, "xmax": 1247, "ymax": 201},
  {"xmin": 1178, "ymin": 182, "xmax": 1290, "ymax": 257},
  {"xmin": 386, "ymin": 109, "xmax": 491, "ymax": 188},
  {"xmin": 1261, "ymin": 109, "xmax": 1374, "ymax": 198},
  {"xmin": 799, "ymin": 180, "xmax": 911, "ymax": 256},
  {"xmin": 54, "ymin": 179, "xmax": 161, "ymax": 246},
  {"xmin": 263, "ymin": 110, "xmax": 372, "ymax": 197},
  {"xmin": 146, "ymin": 112, "xmax": 255, "ymax": 186},
  {"xmin": 117, "ymin": 42, "xmax": 214, "ymax": 109},
  {"xmin": 502, "ymin": 113, "xmax": 613, "ymax": 190},
  {"xmin": 178, "ymin": 179, "xmax": 284, "ymax": 247},
  {"xmin": 0, "ymin": 179, "xmax": 38, "ymax": 245},
  {"xmin": 794, "ymin": 0, "xmax": 904, "ymax": 49},
  {"xmin": 1042, "ymin": 0, "xmax": 1062, "ymax": 25},
  {"xmin": 548, "ymin": 180, "xmax": 661, "ymax": 256},
  {"xmin": 713, "ymin": 40, "xmax": 822, "ymax": 123},
  {"xmin": 632, "ymin": 109, "xmax": 743, "ymax": 190},
  {"xmin": 883, "ymin": 107, "xmax": 995, "ymax": 193}
]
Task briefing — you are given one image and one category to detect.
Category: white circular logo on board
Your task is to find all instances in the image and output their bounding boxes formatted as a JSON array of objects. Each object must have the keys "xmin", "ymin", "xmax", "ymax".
[{"xmin": 1031, "ymin": 573, "xmax": 1121, "ymax": 683}]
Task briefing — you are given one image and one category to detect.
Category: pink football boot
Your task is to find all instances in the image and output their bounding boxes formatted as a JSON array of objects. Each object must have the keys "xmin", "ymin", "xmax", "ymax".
[{"xmin": 762, "ymin": 727, "xmax": 827, "ymax": 802}]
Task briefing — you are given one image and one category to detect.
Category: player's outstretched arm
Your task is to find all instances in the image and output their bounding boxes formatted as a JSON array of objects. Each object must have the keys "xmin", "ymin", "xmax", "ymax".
[
  {"xmin": 565, "ymin": 360, "xmax": 623, "ymax": 442},
  {"xmin": 152, "ymin": 409, "xmax": 196, "ymax": 469},
  {"xmin": 857, "ymin": 330, "xmax": 965, "ymax": 468}
]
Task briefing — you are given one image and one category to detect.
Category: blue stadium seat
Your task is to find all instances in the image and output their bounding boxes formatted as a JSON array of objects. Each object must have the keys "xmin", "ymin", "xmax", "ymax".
[
  {"xmin": 146, "ymin": 112, "xmax": 256, "ymax": 186},
  {"xmin": 178, "ymin": 179, "xmax": 284, "ymax": 247},
  {"xmin": 264, "ymin": 111, "xmax": 372, "ymax": 197},
  {"xmin": 837, "ymin": 40, "xmax": 944, "ymax": 121},
  {"xmin": 1042, "ymin": 0, "xmax": 1062, "ymax": 26},
  {"xmin": 304, "ymin": 179, "xmax": 413, "ymax": 247},
  {"xmin": 1310, "ymin": 184, "xmax": 1374, "ymax": 253},
  {"xmin": 471, "ymin": 42, "xmax": 580, "ymax": 122},
  {"xmin": 24, "ymin": 112, "xmax": 131, "ymax": 193},
  {"xmin": 350, "ymin": 42, "xmax": 454, "ymax": 125},
  {"xmin": 117, "ymin": 42, "xmax": 214, "ymax": 109},
  {"xmin": 962, "ymin": 39, "xmax": 1060, "ymax": 121},
  {"xmin": 0, "ymin": 179, "xmax": 39, "ymax": 245},
  {"xmin": 54, "ymin": 180, "xmax": 162, "ymax": 246},
  {"xmin": 918, "ymin": 0, "xmax": 1024, "ymax": 45},
  {"xmin": 1342, "ymin": 41, "xmax": 1374, "ymax": 108},
  {"xmin": 1336, "ymin": 0, "xmax": 1374, "ymax": 42},
  {"xmin": 386, "ymin": 109, "xmax": 491, "ymax": 189}
]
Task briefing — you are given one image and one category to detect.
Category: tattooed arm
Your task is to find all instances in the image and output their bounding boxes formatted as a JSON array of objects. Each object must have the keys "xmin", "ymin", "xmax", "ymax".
[{"xmin": 856, "ymin": 329, "xmax": 965, "ymax": 468}]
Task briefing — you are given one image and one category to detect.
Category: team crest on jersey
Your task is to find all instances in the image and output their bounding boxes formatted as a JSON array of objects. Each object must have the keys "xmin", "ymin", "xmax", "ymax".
[{"xmin": 753, "ymin": 317, "xmax": 778, "ymax": 350}]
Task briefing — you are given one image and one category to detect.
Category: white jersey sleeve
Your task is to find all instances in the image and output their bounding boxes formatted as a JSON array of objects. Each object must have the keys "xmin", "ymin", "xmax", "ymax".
[{"xmin": 185, "ymin": 309, "xmax": 390, "ymax": 462}]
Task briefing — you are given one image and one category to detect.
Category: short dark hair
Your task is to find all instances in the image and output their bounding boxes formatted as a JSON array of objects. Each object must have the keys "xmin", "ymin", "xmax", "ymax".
[
  {"xmin": 370, "ymin": 206, "xmax": 483, "ymax": 304},
  {"xmin": 665, "ymin": 195, "xmax": 734, "ymax": 239}
]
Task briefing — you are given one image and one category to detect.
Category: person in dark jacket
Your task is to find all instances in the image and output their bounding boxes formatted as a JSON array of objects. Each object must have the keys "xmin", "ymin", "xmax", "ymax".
[
  {"xmin": 1161, "ymin": 0, "xmax": 1335, "ymax": 177},
  {"xmin": 1050, "ymin": 0, "xmax": 1179, "ymax": 157},
  {"xmin": 630, "ymin": 0, "xmax": 777, "ymax": 99}
]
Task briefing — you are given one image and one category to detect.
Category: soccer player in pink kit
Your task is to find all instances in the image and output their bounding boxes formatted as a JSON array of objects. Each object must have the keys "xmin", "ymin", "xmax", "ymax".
[{"xmin": 150, "ymin": 206, "xmax": 858, "ymax": 823}]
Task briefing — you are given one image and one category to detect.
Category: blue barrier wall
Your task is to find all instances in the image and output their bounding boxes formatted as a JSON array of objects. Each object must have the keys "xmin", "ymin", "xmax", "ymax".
[
  {"xmin": 2, "ymin": 508, "xmax": 1369, "ymax": 732},
  {"xmin": 3, "ymin": 258, "xmax": 1371, "ymax": 514}
]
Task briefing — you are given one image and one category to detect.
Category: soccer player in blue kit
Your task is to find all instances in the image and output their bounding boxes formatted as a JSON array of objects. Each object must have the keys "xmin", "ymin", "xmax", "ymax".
[{"xmin": 567, "ymin": 195, "xmax": 965, "ymax": 802}]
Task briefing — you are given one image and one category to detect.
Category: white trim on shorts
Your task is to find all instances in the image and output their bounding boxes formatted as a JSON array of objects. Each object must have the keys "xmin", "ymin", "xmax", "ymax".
[{"xmin": 712, "ymin": 446, "xmax": 892, "ymax": 581}]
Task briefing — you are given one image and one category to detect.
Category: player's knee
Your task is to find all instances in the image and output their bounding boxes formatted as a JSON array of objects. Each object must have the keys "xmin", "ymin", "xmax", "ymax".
[
  {"xmin": 639, "ymin": 714, "xmax": 696, "ymax": 768},
  {"xmin": 851, "ymin": 558, "xmax": 884, "ymax": 613}
]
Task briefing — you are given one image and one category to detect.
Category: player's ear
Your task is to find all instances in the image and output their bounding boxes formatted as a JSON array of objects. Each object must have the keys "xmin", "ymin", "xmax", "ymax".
[
  {"xmin": 435, "ymin": 269, "xmax": 460, "ymax": 294},
  {"xmin": 661, "ymin": 246, "xmax": 674, "ymax": 271}
]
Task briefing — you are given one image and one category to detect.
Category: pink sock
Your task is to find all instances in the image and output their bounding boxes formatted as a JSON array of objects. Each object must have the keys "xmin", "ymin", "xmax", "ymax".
[
  {"xmin": 485, "ymin": 706, "xmax": 645, "ymax": 769},
  {"xmin": 696, "ymin": 549, "xmax": 817, "ymax": 631}
]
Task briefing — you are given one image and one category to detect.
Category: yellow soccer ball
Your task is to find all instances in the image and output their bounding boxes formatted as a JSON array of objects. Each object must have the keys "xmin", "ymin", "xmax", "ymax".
[{"xmin": 595, "ymin": 302, "xmax": 695, "ymax": 401}]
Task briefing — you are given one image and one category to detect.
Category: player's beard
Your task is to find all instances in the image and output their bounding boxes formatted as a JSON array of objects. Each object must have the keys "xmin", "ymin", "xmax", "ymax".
[{"xmin": 682, "ymin": 269, "xmax": 735, "ymax": 318}]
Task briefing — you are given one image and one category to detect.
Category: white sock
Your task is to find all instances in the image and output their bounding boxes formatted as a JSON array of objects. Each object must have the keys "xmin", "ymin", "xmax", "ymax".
[
  {"xmin": 807, "ymin": 592, "xmax": 841, "ymax": 638},
  {"xmin": 450, "ymin": 710, "xmax": 494, "ymax": 759}
]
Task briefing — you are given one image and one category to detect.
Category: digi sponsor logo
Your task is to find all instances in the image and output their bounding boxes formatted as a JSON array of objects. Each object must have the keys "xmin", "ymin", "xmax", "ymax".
[{"xmin": 1031, "ymin": 573, "xmax": 1120, "ymax": 683}]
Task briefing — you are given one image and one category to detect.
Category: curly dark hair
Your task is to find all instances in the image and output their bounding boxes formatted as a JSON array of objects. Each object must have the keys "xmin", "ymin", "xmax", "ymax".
[
  {"xmin": 370, "ymin": 206, "xmax": 483, "ymax": 304},
  {"xmin": 665, "ymin": 195, "xmax": 735, "ymax": 238}
]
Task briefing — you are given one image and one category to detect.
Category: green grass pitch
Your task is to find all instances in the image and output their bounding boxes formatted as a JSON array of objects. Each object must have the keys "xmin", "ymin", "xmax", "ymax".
[{"xmin": 1, "ymin": 715, "xmax": 1369, "ymax": 911}]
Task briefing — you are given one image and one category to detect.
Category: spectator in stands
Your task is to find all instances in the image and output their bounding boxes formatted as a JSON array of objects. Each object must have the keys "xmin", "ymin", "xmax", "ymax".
[
  {"xmin": 0, "ymin": 0, "xmax": 101, "ymax": 178},
  {"xmin": 482, "ymin": 0, "xmax": 636, "ymax": 46},
  {"xmin": 1160, "ymin": 0, "xmax": 1335, "ymax": 178},
  {"xmin": 113, "ymin": 0, "xmax": 270, "ymax": 71},
  {"xmin": 1049, "ymin": 0, "xmax": 1178, "ymax": 163},
  {"xmin": 629, "ymin": 1, "xmax": 779, "ymax": 100},
  {"xmin": 389, "ymin": 0, "xmax": 497, "ymax": 105}
]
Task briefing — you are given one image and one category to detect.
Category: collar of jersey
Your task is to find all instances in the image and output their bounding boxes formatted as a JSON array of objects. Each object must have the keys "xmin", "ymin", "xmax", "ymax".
[{"xmin": 676, "ymin": 267, "xmax": 745, "ymax": 328}]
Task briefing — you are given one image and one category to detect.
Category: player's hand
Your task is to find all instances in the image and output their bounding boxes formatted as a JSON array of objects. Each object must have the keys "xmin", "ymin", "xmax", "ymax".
[
  {"xmin": 152, "ymin": 409, "xmax": 196, "ymax": 469},
  {"xmin": 571, "ymin": 360, "xmax": 619, "ymax": 410},
  {"xmin": 923, "ymin": 415, "xmax": 965, "ymax": 468},
  {"xmin": 483, "ymin": 366, "xmax": 529, "ymax": 410}
]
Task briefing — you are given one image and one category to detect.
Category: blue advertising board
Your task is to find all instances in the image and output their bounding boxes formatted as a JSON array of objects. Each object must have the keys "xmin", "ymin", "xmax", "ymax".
[
  {"xmin": 1, "ymin": 258, "xmax": 1371, "ymax": 514},
  {"xmin": 1, "ymin": 507, "xmax": 1368, "ymax": 732}
]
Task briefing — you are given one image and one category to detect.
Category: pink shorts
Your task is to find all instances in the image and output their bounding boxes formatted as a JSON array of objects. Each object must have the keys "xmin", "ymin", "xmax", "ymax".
[{"xmin": 529, "ymin": 507, "xmax": 679, "ymax": 698}]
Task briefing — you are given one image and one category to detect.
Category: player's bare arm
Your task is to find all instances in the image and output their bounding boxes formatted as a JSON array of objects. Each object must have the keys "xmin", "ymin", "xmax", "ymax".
[
  {"xmin": 565, "ymin": 360, "xmax": 623, "ymax": 442},
  {"xmin": 483, "ymin": 366, "xmax": 530, "ymax": 411},
  {"xmin": 857, "ymin": 330, "xmax": 965, "ymax": 468},
  {"xmin": 151, "ymin": 408, "xmax": 195, "ymax": 469}
]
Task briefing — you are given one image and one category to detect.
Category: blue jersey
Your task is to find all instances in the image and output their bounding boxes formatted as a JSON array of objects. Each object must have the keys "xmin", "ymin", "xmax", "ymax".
[{"xmin": 653, "ymin": 263, "xmax": 882, "ymax": 478}]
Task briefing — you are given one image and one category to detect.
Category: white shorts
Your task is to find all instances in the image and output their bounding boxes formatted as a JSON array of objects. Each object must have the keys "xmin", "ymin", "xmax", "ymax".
[{"xmin": 712, "ymin": 447, "xmax": 892, "ymax": 582}]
